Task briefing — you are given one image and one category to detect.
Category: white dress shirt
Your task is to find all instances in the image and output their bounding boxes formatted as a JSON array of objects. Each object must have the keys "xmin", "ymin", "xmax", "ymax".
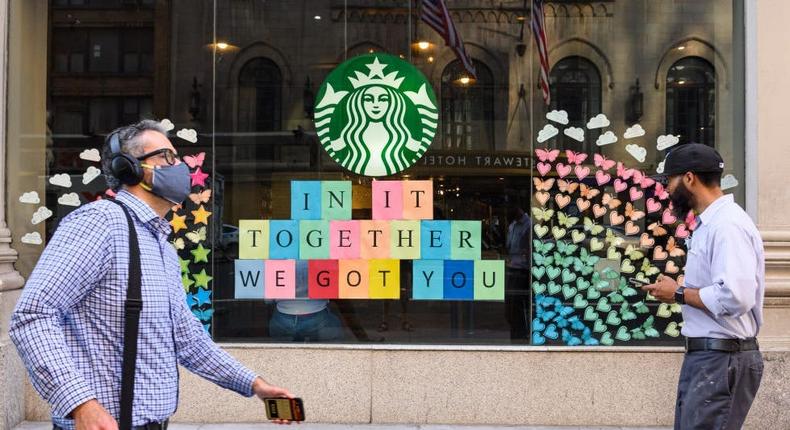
[{"xmin": 681, "ymin": 194, "xmax": 765, "ymax": 339}]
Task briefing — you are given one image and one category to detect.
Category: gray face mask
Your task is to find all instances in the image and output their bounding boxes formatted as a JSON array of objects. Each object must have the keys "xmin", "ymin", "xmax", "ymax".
[{"xmin": 144, "ymin": 162, "xmax": 192, "ymax": 204}]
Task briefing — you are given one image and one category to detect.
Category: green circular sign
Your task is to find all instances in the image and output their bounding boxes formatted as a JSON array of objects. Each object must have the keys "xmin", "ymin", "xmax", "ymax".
[{"xmin": 314, "ymin": 53, "xmax": 438, "ymax": 177}]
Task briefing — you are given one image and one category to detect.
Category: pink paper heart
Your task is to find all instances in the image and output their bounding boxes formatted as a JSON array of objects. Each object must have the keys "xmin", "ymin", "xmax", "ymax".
[
  {"xmin": 614, "ymin": 179, "xmax": 628, "ymax": 193},
  {"xmin": 595, "ymin": 170, "xmax": 612, "ymax": 186},
  {"xmin": 662, "ymin": 208, "xmax": 677, "ymax": 225},
  {"xmin": 574, "ymin": 165, "xmax": 590, "ymax": 180},
  {"xmin": 537, "ymin": 162, "xmax": 552, "ymax": 177},
  {"xmin": 675, "ymin": 223, "xmax": 690, "ymax": 239},
  {"xmin": 646, "ymin": 198, "xmax": 662, "ymax": 214},
  {"xmin": 685, "ymin": 210, "xmax": 698, "ymax": 230},
  {"xmin": 556, "ymin": 163, "xmax": 572, "ymax": 179},
  {"xmin": 629, "ymin": 187, "xmax": 644, "ymax": 201}
]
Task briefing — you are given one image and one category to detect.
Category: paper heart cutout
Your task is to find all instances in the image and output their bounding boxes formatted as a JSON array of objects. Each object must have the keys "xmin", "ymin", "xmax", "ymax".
[
  {"xmin": 646, "ymin": 198, "xmax": 662, "ymax": 214},
  {"xmin": 590, "ymin": 238, "xmax": 605, "ymax": 252},
  {"xmin": 574, "ymin": 165, "xmax": 590, "ymax": 180},
  {"xmin": 675, "ymin": 223, "xmax": 690, "ymax": 239},
  {"xmin": 21, "ymin": 232, "xmax": 43, "ymax": 245},
  {"xmin": 535, "ymin": 192, "xmax": 550, "ymax": 206},
  {"xmin": 576, "ymin": 198, "xmax": 591, "ymax": 212},
  {"xmin": 592, "ymin": 204, "xmax": 607, "ymax": 219},
  {"xmin": 664, "ymin": 321, "xmax": 681, "ymax": 337},
  {"xmin": 555, "ymin": 163, "xmax": 572, "ymax": 178},
  {"xmin": 609, "ymin": 212, "xmax": 625, "ymax": 226},
  {"xmin": 653, "ymin": 246, "xmax": 669, "ymax": 261},
  {"xmin": 629, "ymin": 187, "xmax": 644, "ymax": 201},
  {"xmin": 665, "ymin": 260, "xmax": 680, "ymax": 274},
  {"xmin": 662, "ymin": 209, "xmax": 677, "ymax": 225},
  {"xmin": 537, "ymin": 162, "xmax": 552, "ymax": 176},
  {"xmin": 554, "ymin": 194, "xmax": 571, "ymax": 209},
  {"xmin": 624, "ymin": 221, "xmax": 640, "ymax": 236},
  {"xmin": 595, "ymin": 170, "xmax": 612, "ymax": 186},
  {"xmin": 534, "ymin": 224, "xmax": 549, "ymax": 238}
]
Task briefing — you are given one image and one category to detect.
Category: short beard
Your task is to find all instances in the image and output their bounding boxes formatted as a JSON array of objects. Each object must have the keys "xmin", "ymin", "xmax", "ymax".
[{"xmin": 670, "ymin": 181, "xmax": 694, "ymax": 219}]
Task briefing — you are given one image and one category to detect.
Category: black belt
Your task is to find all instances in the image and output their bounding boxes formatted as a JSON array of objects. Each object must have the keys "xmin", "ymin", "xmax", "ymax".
[
  {"xmin": 55, "ymin": 419, "xmax": 167, "ymax": 430},
  {"xmin": 685, "ymin": 337, "xmax": 759, "ymax": 353}
]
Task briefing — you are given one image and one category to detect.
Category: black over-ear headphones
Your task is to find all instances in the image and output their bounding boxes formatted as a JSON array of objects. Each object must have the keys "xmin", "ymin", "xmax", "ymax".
[{"xmin": 108, "ymin": 131, "xmax": 144, "ymax": 186}]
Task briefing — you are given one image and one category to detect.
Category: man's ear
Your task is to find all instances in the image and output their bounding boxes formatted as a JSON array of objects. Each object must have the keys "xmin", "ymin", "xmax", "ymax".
[{"xmin": 684, "ymin": 171, "xmax": 696, "ymax": 188}]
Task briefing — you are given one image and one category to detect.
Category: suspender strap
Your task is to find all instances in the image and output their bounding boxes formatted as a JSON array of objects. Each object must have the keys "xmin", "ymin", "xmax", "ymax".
[{"xmin": 109, "ymin": 199, "xmax": 143, "ymax": 430}]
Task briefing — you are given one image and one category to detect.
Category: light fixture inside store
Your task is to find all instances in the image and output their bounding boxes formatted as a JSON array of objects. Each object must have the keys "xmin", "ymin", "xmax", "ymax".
[
  {"xmin": 677, "ymin": 45, "xmax": 686, "ymax": 50},
  {"xmin": 454, "ymin": 75, "xmax": 476, "ymax": 86},
  {"xmin": 677, "ymin": 80, "xmax": 686, "ymax": 85},
  {"xmin": 314, "ymin": 15, "xmax": 322, "ymax": 20},
  {"xmin": 427, "ymin": 56, "xmax": 434, "ymax": 63},
  {"xmin": 417, "ymin": 41, "xmax": 431, "ymax": 50},
  {"xmin": 216, "ymin": 42, "xmax": 229, "ymax": 50}
]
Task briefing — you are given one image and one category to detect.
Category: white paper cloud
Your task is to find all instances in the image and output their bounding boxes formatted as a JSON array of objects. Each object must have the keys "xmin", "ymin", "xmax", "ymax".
[
  {"xmin": 21, "ymin": 232, "xmax": 42, "ymax": 245},
  {"xmin": 19, "ymin": 191, "xmax": 40, "ymax": 204},
  {"xmin": 721, "ymin": 174, "xmax": 739, "ymax": 190},
  {"xmin": 586, "ymin": 113, "xmax": 610, "ymax": 129},
  {"xmin": 49, "ymin": 173, "xmax": 72, "ymax": 188},
  {"xmin": 546, "ymin": 110, "xmax": 569, "ymax": 125},
  {"xmin": 82, "ymin": 166, "xmax": 101, "ymax": 185},
  {"xmin": 624, "ymin": 124, "xmax": 646, "ymax": 139},
  {"xmin": 536, "ymin": 124, "xmax": 559, "ymax": 143},
  {"xmin": 595, "ymin": 131, "xmax": 618, "ymax": 146},
  {"xmin": 160, "ymin": 118, "xmax": 175, "ymax": 132},
  {"xmin": 79, "ymin": 148, "xmax": 101, "ymax": 162},
  {"xmin": 58, "ymin": 192, "xmax": 81, "ymax": 207},
  {"xmin": 176, "ymin": 128, "xmax": 198, "ymax": 143},
  {"xmin": 626, "ymin": 144, "xmax": 647, "ymax": 163},
  {"xmin": 563, "ymin": 127, "xmax": 584, "ymax": 142},
  {"xmin": 656, "ymin": 160, "xmax": 665, "ymax": 174},
  {"xmin": 31, "ymin": 206, "xmax": 53, "ymax": 225},
  {"xmin": 656, "ymin": 134, "xmax": 680, "ymax": 151}
]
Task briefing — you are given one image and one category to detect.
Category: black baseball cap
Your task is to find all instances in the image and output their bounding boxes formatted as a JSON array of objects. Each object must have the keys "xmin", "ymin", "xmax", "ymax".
[{"xmin": 662, "ymin": 143, "xmax": 724, "ymax": 177}]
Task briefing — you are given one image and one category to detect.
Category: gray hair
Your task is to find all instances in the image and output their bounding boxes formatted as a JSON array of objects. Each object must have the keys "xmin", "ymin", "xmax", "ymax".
[{"xmin": 102, "ymin": 119, "xmax": 168, "ymax": 190}]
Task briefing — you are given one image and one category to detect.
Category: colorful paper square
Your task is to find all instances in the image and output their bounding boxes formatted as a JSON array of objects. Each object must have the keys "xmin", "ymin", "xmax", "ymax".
[
  {"xmin": 420, "ymin": 220, "xmax": 451, "ymax": 259},
  {"xmin": 234, "ymin": 259, "xmax": 265, "ymax": 299},
  {"xmin": 412, "ymin": 259, "xmax": 444, "ymax": 300},
  {"xmin": 291, "ymin": 181, "xmax": 322, "ymax": 220},
  {"xmin": 443, "ymin": 260, "xmax": 474, "ymax": 300},
  {"xmin": 264, "ymin": 259, "xmax": 296, "ymax": 299},
  {"xmin": 451, "ymin": 221, "xmax": 482, "ymax": 260},
  {"xmin": 269, "ymin": 220, "xmax": 299, "ymax": 259},
  {"xmin": 359, "ymin": 220, "xmax": 391, "ymax": 259},
  {"xmin": 308, "ymin": 259, "xmax": 339, "ymax": 299},
  {"xmin": 299, "ymin": 220, "xmax": 330, "ymax": 259},
  {"xmin": 321, "ymin": 181, "xmax": 352, "ymax": 220},
  {"xmin": 369, "ymin": 259, "xmax": 400, "ymax": 299},
  {"xmin": 474, "ymin": 260, "xmax": 505, "ymax": 301},
  {"xmin": 239, "ymin": 220, "xmax": 269, "ymax": 259},
  {"xmin": 401, "ymin": 180, "xmax": 433, "ymax": 220},
  {"xmin": 390, "ymin": 220, "xmax": 421, "ymax": 259},
  {"xmin": 372, "ymin": 180, "xmax": 403, "ymax": 220},
  {"xmin": 330, "ymin": 220, "xmax": 360, "ymax": 259},
  {"xmin": 338, "ymin": 260, "xmax": 369, "ymax": 299}
]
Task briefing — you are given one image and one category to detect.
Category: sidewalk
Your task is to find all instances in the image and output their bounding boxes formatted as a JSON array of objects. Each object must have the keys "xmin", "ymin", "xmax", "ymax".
[{"xmin": 14, "ymin": 421, "xmax": 672, "ymax": 430}]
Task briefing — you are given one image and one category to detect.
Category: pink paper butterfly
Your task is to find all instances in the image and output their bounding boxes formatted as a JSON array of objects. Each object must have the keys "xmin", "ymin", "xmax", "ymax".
[
  {"xmin": 654, "ymin": 183, "xmax": 669, "ymax": 200},
  {"xmin": 565, "ymin": 150, "xmax": 588, "ymax": 165},
  {"xmin": 594, "ymin": 153, "xmax": 616, "ymax": 171},
  {"xmin": 535, "ymin": 148, "xmax": 560, "ymax": 162},
  {"xmin": 617, "ymin": 162, "xmax": 635, "ymax": 180},
  {"xmin": 183, "ymin": 152, "xmax": 206, "ymax": 169}
]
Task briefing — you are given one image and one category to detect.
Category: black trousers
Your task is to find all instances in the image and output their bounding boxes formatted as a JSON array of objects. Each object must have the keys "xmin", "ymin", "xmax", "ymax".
[{"xmin": 675, "ymin": 349, "xmax": 763, "ymax": 429}]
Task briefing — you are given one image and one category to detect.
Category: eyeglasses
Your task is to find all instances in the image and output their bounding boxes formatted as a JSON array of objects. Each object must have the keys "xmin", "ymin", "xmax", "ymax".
[{"xmin": 137, "ymin": 148, "xmax": 179, "ymax": 166}]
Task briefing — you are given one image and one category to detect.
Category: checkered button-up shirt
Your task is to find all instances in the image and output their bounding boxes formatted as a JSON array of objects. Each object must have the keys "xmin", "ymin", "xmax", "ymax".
[{"xmin": 10, "ymin": 191, "xmax": 257, "ymax": 428}]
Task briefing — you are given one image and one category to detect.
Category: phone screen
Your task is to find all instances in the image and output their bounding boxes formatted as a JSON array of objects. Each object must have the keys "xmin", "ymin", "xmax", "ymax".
[{"xmin": 264, "ymin": 398, "xmax": 305, "ymax": 421}]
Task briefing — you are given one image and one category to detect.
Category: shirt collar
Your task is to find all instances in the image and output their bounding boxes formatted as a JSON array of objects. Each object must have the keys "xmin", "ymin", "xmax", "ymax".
[
  {"xmin": 698, "ymin": 194, "xmax": 733, "ymax": 226},
  {"xmin": 115, "ymin": 190, "xmax": 172, "ymax": 236}
]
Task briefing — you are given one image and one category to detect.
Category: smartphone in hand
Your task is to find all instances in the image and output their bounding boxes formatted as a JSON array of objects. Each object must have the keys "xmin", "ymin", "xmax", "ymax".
[{"xmin": 264, "ymin": 397, "xmax": 305, "ymax": 421}]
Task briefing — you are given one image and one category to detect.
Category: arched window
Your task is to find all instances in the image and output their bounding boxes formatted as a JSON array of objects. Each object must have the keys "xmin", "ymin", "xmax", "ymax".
[
  {"xmin": 666, "ymin": 57, "xmax": 715, "ymax": 146},
  {"xmin": 238, "ymin": 57, "xmax": 282, "ymax": 132},
  {"xmin": 549, "ymin": 56, "xmax": 602, "ymax": 152},
  {"xmin": 440, "ymin": 59, "xmax": 495, "ymax": 151}
]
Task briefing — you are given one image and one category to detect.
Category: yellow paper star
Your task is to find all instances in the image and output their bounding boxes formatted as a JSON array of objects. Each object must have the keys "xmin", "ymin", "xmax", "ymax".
[
  {"xmin": 192, "ymin": 205, "xmax": 212, "ymax": 225},
  {"xmin": 170, "ymin": 213, "xmax": 187, "ymax": 233}
]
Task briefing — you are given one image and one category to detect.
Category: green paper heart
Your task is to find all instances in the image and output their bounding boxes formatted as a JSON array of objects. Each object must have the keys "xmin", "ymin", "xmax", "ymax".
[
  {"xmin": 573, "ymin": 294, "xmax": 588, "ymax": 309},
  {"xmin": 546, "ymin": 266, "xmax": 562, "ymax": 281},
  {"xmin": 587, "ymin": 286, "xmax": 602, "ymax": 300},
  {"xmin": 548, "ymin": 281, "xmax": 562, "ymax": 295},
  {"xmin": 532, "ymin": 281, "xmax": 547, "ymax": 295},
  {"xmin": 576, "ymin": 278, "xmax": 591, "ymax": 291},
  {"xmin": 656, "ymin": 303, "xmax": 672, "ymax": 318},
  {"xmin": 600, "ymin": 331, "xmax": 614, "ymax": 346},
  {"xmin": 590, "ymin": 238, "xmax": 605, "ymax": 252},
  {"xmin": 606, "ymin": 311, "xmax": 621, "ymax": 325},
  {"xmin": 561, "ymin": 268, "xmax": 577, "ymax": 284},
  {"xmin": 562, "ymin": 284, "xmax": 578, "ymax": 300},
  {"xmin": 551, "ymin": 226, "xmax": 567, "ymax": 240},
  {"xmin": 596, "ymin": 298, "xmax": 611, "ymax": 312},
  {"xmin": 531, "ymin": 266, "xmax": 546, "ymax": 280},
  {"xmin": 615, "ymin": 326, "xmax": 632, "ymax": 341},
  {"xmin": 534, "ymin": 224, "xmax": 549, "ymax": 238},
  {"xmin": 593, "ymin": 319, "xmax": 607, "ymax": 333},
  {"xmin": 584, "ymin": 306, "xmax": 598, "ymax": 321},
  {"xmin": 664, "ymin": 321, "xmax": 681, "ymax": 337}
]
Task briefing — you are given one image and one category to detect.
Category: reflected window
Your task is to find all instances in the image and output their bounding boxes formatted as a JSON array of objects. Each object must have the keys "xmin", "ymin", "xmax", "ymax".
[
  {"xmin": 440, "ymin": 59, "xmax": 495, "ymax": 151},
  {"xmin": 549, "ymin": 56, "xmax": 602, "ymax": 152},
  {"xmin": 666, "ymin": 57, "xmax": 715, "ymax": 146},
  {"xmin": 238, "ymin": 57, "xmax": 282, "ymax": 132}
]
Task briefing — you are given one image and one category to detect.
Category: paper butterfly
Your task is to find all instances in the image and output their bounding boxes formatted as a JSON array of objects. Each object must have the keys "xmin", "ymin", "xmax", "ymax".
[
  {"xmin": 647, "ymin": 222, "xmax": 668, "ymax": 237},
  {"xmin": 189, "ymin": 189, "xmax": 212, "ymax": 204},
  {"xmin": 583, "ymin": 217, "xmax": 604, "ymax": 235},
  {"xmin": 533, "ymin": 177, "xmax": 555, "ymax": 192},
  {"xmin": 602, "ymin": 193, "xmax": 622, "ymax": 210},
  {"xmin": 625, "ymin": 202, "xmax": 646, "ymax": 221},
  {"xmin": 557, "ymin": 212, "xmax": 580, "ymax": 228},
  {"xmin": 183, "ymin": 152, "xmax": 206, "ymax": 169},
  {"xmin": 565, "ymin": 150, "xmax": 588, "ymax": 165},
  {"xmin": 535, "ymin": 148, "xmax": 560, "ymax": 162},
  {"xmin": 186, "ymin": 226, "xmax": 207, "ymax": 244},
  {"xmin": 531, "ymin": 207, "xmax": 554, "ymax": 222},
  {"xmin": 654, "ymin": 183, "xmax": 669, "ymax": 200},
  {"xmin": 170, "ymin": 237, "xmax": 185, "ymax": 250},
  {"xmin": 594, "ymin": 153, "xmax": 616, "ymax": 171},
  {"xmin": 665, "ymin": 236, "xmax": 686, "ymax": 257},
  {"xmin": 579, "ymin": 184, "xmax": 601, "ymax": 199},
  {"xmin": 557, "ymin": 180, "xmax": 579, "ymax": 194}
]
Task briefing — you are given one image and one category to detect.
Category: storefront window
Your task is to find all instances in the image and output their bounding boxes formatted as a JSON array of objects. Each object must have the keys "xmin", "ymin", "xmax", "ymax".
[{"xmin": 6, "ymin": 0, "xmax": 745, "ymax": 347}]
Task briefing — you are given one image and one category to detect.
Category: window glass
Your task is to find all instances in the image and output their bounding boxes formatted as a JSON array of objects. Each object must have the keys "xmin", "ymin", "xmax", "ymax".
[{"xmin": 5, "ymin": 0, "xmax": 745, "ymax": 347}]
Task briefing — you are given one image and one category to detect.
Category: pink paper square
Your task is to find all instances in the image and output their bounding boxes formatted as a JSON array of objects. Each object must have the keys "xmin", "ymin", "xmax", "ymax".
[
  {"xmin": 330, "ymin": 220, "xmax": 360, "ymax": 259},
  {"xmin": 372, "ymin": 181, "xmax": 403, "ymax": 220},
  {"xmin": 264, "ymin": 260, "xmax": 296, "ymax": 299}
]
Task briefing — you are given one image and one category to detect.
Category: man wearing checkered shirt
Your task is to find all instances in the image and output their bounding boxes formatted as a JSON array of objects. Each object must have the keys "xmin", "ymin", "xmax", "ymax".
[{"xmin": 10, "ymin": 120, "xmax": 294, "ymax": 430}]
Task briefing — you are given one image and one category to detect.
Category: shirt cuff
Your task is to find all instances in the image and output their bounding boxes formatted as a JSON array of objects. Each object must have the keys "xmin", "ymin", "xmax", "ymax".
[
  {"xmin": 49, "ymin": 377, "xmax": 95, "ymax": 419},
  {"xmin": 231, "ymin": 367, "xmax": 258, "ymax": 397},
  {"xmin": 698, "ymin": 284, "xmax": 725, "ymax": 317}
]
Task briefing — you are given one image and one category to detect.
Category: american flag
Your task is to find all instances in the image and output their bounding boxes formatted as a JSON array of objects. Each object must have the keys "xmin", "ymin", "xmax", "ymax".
[
  {"xmin": 531, "ymin": 0, "xmax": 551, "ymax": 105},
  {"xmin": 420, "ymin": 0, "xmax": 477, "ymax": 79}
]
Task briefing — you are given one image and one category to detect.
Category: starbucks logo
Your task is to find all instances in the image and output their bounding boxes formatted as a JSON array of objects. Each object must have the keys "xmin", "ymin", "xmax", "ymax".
[{"xmin": 314, "ymin": 53, "xmax": 438, "ymax": 177}]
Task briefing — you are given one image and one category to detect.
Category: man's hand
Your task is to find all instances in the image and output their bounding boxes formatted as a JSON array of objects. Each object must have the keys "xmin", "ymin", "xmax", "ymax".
[
  {"xmin": 642, "ymin": 274, "xmax": 679, "ymax": 303},
  {"xmin": 72, "ymin": 399, "xmax": 118, "ymax": 430},
  {"xmin": 252, "ymin": 377, "xmax": 297, "ymax": 425}
]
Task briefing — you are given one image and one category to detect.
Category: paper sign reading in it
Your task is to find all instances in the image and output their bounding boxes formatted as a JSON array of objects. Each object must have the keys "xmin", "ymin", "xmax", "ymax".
[
  {"xmin": 401, "ymin": 180, "xmax": 433, "ymax": 220},
  {"xmin": 420, "ymin": 220, "xmax": 451, "ymax": 260},
  {"xmin": 412, "ymin": 259, "xmax": 444, "ymax": 300},
  {"xmin": 330, "ymin": 220, "xmax": 360, "ymax": 259},
  {"xmin": 372, "ymin": 181, "xmax": 403, "ymax": 220},
  {"xmin": 234, "ymin": 259, "xmax": 265, "ymax": 299},
  {"xmin": 239, "ymin": 220, "xmax": 269, "ymax": 259},
  {"xmin": 359, "ymin": 220, "xmax": 391, "ymax": 259},
  {"xmin": 308, "ymin": 259, "xmax": 339, "ymax": 299},
  {"xmin": 265, "ymin": 259, "xmax": 296, "ymax": 299},
  {"xmin": 269, "ymin": 220, "xmax": 300, "ymax": 259},
  {"xmin": 338, "ymin": 260, "xmax": 369, "ymax": 299},
  {"xmin": 299, "ymin": 220, "xmax": 330, "ymax": 259},
  {"xmin": 291, "ymin": 181, "xmax": 322, "ymax": 220},
  {"xmin": 390, "ymin": 220, "xmax": 421, "ymax": 259},
  {"xmin": 443, "ymin": 260, "xmax": 474, "ymax": 300},
  {"xmin": 474, "ymin": 260, "xmax": 505, "ymax": 301},
  {"xmin": 368, "ymin": 259, "xmax": 400, "ymax": 299},
  {"xmin": 451, "ymin": 221, "xmax": 482, "ymax": 260},
  {"xmin": 322, "ymin": 181, "xmax": 352, "ymax": 220}
]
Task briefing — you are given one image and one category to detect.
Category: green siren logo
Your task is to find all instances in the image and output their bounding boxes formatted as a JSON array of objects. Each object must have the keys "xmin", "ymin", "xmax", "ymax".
[{"xmin": 314, "ymin": 53, "xmax": 438, "ymax": 176}]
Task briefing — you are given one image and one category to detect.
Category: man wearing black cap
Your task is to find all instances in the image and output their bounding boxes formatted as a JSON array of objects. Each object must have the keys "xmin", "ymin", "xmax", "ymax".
[{"xmin": 642, "ymin": 143, "xmax": 765, "ymax": 430}]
